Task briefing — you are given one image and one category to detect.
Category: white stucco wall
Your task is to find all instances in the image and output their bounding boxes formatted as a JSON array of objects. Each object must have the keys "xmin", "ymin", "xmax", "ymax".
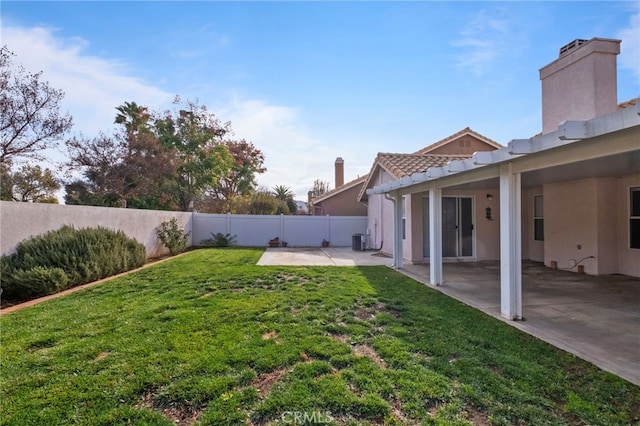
[
  {"xmin": 540, "ymin": 38, "xmax": 620, "ymax": 134},
  {"xmin": 542, "ymin": 176, "xmax": 640, "ymax": 276},
  {"xmin": 0, "ymin": 202, "xmax": 192, "ymax": 258},
  {"xmin": 544, "ymin": 179, "xmax": 600, "ymax": 274}
]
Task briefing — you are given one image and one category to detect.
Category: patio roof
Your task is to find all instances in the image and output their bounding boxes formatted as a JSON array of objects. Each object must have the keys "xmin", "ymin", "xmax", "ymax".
[{"xmin": 366, "ymin": 97, "xmax": 640, "ymax": 196}]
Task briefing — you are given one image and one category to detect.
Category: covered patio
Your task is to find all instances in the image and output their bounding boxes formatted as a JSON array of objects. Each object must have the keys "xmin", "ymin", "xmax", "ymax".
[{"xmin": 401, "ymin": 260, "xmax": 640, "ymax": 386}]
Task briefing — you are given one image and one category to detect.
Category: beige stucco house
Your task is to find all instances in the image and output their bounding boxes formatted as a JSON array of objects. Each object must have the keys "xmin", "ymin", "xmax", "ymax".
[
  {"xmin": 366, "ymin": 37, "xmax": 640, "ymax": 320},
  {"xmin": 358, "ymin": 128, "xmax": 503, "ymax": 257},
  {"xmin": 310, "ymin": 157, "xmax": 367, "ymax": 216}
]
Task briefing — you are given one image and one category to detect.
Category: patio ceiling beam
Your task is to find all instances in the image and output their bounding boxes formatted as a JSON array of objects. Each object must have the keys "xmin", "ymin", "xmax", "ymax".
[{"xmin": 512, "ymin": 125, "xmax": 639, "ymax": 175}]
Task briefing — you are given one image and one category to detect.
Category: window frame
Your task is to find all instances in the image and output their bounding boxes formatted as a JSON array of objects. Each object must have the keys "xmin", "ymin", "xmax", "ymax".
[{"xmin": 533, "ymin": 195, "xmax": 544, "ymax": 242}]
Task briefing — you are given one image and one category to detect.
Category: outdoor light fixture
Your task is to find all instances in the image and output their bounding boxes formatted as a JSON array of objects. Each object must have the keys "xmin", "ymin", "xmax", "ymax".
[
  {"xmin": 486, "ymin": 193, "xmax": 493, "ymax": 201},
  {"xmin": 486, "ymin": 207, "xmax": 493, "ymax": 221}
]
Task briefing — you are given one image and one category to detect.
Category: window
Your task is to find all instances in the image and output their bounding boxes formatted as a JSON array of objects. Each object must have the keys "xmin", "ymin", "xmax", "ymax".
[
  {"xmin": 534, "ymin": 196, "xmax": 544, "ymax": 241},
  {"xmin": 631, "ymin": 187, "xmax": 640, "ymax": 249}
]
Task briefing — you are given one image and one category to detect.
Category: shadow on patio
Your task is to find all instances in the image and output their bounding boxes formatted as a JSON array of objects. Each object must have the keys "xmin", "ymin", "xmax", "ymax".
[{"xmin": 400, "ymin": 260, "xmax": 640, "ymax": 386}]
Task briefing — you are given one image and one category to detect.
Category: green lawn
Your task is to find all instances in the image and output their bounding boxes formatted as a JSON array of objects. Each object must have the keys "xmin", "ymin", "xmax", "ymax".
[{"xmin": 1, "ymin": 248, "xmax": 638, "ymax": 425}]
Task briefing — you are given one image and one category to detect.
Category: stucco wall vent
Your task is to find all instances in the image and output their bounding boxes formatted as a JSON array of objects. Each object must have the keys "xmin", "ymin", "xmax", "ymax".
[{"xmin": 559, "ymin": 39, "xmax": 588, "ymax": 57}]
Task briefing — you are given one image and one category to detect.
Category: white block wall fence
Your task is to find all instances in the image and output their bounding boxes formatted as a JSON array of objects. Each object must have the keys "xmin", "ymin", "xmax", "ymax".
[
  {"xmin": 0, "ymin": 201, "xmax": 367, "ymax": 258},
  {"xmin": 192, "ymin": 213, "xmax": 367, "ymax": 248}
]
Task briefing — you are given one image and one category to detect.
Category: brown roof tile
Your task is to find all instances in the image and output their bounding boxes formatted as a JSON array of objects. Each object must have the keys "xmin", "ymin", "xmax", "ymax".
[
  {"xmin": 618, "ymin": 98, "xmax": 637, "ymax": 109},
  {"xmin": 376, "ymin": 153, "xmax": 470, "ymax": 178},
  {"xmin": 357, "ymin": 153, "xmax": 470, "ymax": 202}
]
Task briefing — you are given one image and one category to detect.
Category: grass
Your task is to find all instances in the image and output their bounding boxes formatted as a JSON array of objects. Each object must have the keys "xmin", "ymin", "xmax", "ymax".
[{"xmin": 1, "ymin": 248, "xmax": 638, "ymax": 425}]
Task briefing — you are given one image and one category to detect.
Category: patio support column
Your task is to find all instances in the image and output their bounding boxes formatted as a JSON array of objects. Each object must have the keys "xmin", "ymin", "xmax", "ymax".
[
  {"xmin": 499, "ymin": 162, "xmax": 522, "ymax": 320},
  {"xmin": 390, "ymin": 191, "xmax": 404, "ymax": 269},
  {"xmin": 429, "ymin": 185, "xmax": 443, "ymax": 285}
]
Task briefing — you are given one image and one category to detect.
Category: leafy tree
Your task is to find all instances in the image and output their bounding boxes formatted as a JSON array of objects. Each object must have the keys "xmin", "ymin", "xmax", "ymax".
[
  {"xmin": 66, "ymin": 103, "xmax": 179, "ymax": 209},
  {"xmin": 4, "ymin": 164, "xmax": 60, "ymax": 202},
  {"xmin": 0, "ymin": 161, "xmax": 13, "ymax": 200},
  {"xmin": 154, "ymin": 98, "xmax": 232, "ymax": 211},
  {"xmin": 249, "ymin": 190, "xmax": 279, "ymax": 215},
  {"xmin": 65, "ymin": 133, "xmax": 130, "ymax": 206},
  {"xmin": 211, "ymin": 139, "xmax": 266, "ymax": 199},
  {"xmin": 0, "ymin": 45, "xmax": 73, "ymax": 164}
]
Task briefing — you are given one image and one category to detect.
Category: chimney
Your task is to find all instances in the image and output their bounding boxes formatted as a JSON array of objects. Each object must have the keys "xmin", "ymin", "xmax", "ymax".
[
  {"xmin": 539, "ymin": 37, "xmax": 621, "ymax": 134},
  {"xmin": 334, "ymin": 157, "xmax": 344, "ymax": 188}
]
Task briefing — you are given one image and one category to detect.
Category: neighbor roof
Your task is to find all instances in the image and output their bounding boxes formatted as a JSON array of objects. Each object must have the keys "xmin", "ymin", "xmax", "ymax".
[
  {"xmin": 357, "ymin": 153, "xmax": 469, "ymax": 202},
  {"xmin": 312, "ymin": 175, "xmax": 367, "ymax": 204},
  {"xmin": 413, "ymin": 127, "xmax": 502, "ymax": 155}
]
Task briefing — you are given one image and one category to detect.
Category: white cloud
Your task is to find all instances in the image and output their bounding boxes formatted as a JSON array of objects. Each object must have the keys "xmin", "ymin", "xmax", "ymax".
[
  {"xmin": 1, "ymin": 21, "xmax": 355, "ymax": 201},
  {"xmin": 1, "ymin": 23, "xmax": 173, "ymax": 137},
  {"xmin": 451, "ymin": 9, "xmax": 512, "ymax": 76},
  {"xmin": 617, "ymin": 10, "xmax": 640, "ymax": 85},
  {"xmin": 219, "ymin": 98, "xmax": 343, "ymax": 200}
]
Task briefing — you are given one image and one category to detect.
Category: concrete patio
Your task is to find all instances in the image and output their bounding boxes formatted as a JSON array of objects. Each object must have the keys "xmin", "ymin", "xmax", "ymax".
[{"xmin": 258, "ymin": 248, "xmax": 640, "ymax": 385}]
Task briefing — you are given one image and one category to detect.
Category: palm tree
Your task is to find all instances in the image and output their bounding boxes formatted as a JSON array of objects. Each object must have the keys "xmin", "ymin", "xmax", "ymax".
[
  {"xmin": 115, "ymin": 101, "xmax": 151, "ymax": 135},
  {"xmin": 272, "ymin": 185, "xmax": 293, "ymax": 201},
  {"xmin": 273, "ymin": 185, "xmax": 297, "ymax": 214}
]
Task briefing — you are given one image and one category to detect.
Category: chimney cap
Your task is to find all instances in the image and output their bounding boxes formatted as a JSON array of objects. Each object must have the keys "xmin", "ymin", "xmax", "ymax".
[
  {"xmin": 335, "ymin": 157, "xmax": 344, "ymax": 162},
  {"xmin": 559, "ymin": 39, "xmax": 589, "ymax": 57}
]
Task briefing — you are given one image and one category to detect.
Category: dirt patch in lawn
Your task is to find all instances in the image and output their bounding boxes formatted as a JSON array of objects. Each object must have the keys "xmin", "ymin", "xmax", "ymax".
[
  {"xmin": 330, "ymin": 334, "xmax": 388, "ymax": 370},
  {"xmin": 138, "ymin": 391, "xmax": 202, "ymax": 426},
  {"xmin": 253, "ymin": 368, "xmax": 288, "ymax": 398}
]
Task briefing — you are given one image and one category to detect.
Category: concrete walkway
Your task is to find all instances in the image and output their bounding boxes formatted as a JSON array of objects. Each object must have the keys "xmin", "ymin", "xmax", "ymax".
[
  {"xmin": 258, "ymin": 248, "xmax": 640, "ymax": 386},
  {"xmin": 257, "ymin": 247, "xmax": 393, "ymax": 266}
]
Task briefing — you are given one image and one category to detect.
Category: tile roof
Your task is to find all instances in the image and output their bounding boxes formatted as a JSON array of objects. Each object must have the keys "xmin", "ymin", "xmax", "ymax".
[
  {"xmin": 376, "ymin": 153, "xmax": 470, "ymax": 178},
  {"xmin": 357, "ymin": 153, "xmax": 470, "ymax": 202},
  {"xmin": 618, "ymin": 98, "xmax": 637, "ymax": 109},
  {"xmin": 413, "ymin": 127, "xmax": 502, "ymax": 155}
]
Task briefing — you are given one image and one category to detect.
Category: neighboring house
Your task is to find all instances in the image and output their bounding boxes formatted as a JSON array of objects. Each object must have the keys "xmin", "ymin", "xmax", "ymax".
[
  {"xmin": 357, "ymin": 128, "xmax": 503, "ymax": 258},
  {"xmin": 366, "ymin": 37, "xmax": 640, "ymax": 319},
  {"xmin": 310, "ymin": 157, "xmax": 367, "ymax": 216}
]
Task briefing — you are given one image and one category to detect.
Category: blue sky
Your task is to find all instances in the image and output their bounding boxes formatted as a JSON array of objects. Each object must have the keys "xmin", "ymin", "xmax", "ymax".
[{"xmin": 2, "ymin": 1, "xmax": 639, "ymax": 201}]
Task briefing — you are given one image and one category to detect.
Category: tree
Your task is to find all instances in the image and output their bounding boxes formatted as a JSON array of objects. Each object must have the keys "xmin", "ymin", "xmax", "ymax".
[
  {"xmin": 273, "ymin": 184, "xmax": 297, "ymax": 214},
  {"xmin": 0, "ymin": 161, "xmax": 14, "ymax": 200},
  {"xmin": 115, "ymin": 101, "xmax": 151, "ymax": 136},
  {"xmin": 66, "ymin": 100, "xmax": 182, "ymax": 209},
  {"xmin": 0, "ymin": 46, "xmax": 73, "ymax": 164},
  {"xmin": 4, "ymin": 164, "xmax": 60, "ymax": 202},
  {"xmin": 65, "ymin": 133, "xmax": 130, "ymax": 206},
  {"xmin": 210, "ymin": 139, "xmax": 266, "ymax": 200},
  {"xmin": 308, "ymin": 179, "xmax": 330, "ymax": 215},
  {"xmin": 154, "ymin": 98, "xmax": 232, "ymax": 211},
  {"xmin": 249, "ymin": 190, "xmax": 279, "ymax": 215}
]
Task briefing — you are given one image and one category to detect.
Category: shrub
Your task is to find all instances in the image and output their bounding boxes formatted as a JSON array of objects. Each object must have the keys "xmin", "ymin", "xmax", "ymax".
[
  {"xmin": 1, "ymin": 226, "xmax": 146, "ymax": 302},
  {"xmin": 156, "ymin": 218, "xmax": 190, "ymax": 255},
  {"xmin": 4, "ymin": 267, "xmax": 69, "ymax": 300},
  {"xmin": 200, "ymin": 232, "xmax": 237, "ymax": 248}
]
